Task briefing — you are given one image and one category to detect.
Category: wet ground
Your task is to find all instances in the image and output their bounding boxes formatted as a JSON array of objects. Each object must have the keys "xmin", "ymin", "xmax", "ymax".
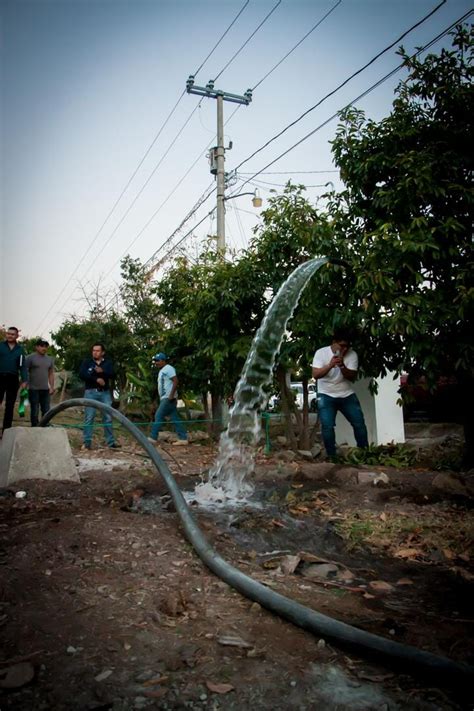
[{"xmin": 1, "ymin": 437, "xmax": 473, "ymax": 710}]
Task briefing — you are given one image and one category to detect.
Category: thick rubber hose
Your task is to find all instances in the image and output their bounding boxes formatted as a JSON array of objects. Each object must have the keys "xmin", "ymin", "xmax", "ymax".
[{"xmin": 41, "ymin": 399, "xmax": 473, "ymax": 689}]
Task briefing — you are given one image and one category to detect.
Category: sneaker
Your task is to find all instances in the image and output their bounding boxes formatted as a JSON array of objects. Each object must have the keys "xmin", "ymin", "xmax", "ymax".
[
  {"xmin": 172, "ymin": 439, "xmax": 188, "ymax": 446},
  {"xmin": 108, "ymin": 443, "xmax": 121, "ymax": 449},
  {"xmin": 81, "ymin": 443, "xmax": 91, "ymax": 451}
]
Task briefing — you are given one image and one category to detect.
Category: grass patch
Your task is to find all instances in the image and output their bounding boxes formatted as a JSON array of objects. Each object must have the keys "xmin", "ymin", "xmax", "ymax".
[
  {"xmin": 335, "ymin": 507, "xmax": 474, "ymax": 561},
  {"xmin": 338, "ymin": 443, "xmax": 416, "ymax": 468}
]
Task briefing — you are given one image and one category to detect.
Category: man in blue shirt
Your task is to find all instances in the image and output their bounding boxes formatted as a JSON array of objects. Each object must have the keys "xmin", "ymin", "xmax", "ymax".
[
  {"xmin": 79, "ymin": 343, "xmax": 120, "ymax": 450},
  {"xmin": 148, "ymin": 353, "xmax": 188, "ymax": 445},
  {"xmin": 0, "ymin": 326, "xmax": 27, "ymax": 434}
]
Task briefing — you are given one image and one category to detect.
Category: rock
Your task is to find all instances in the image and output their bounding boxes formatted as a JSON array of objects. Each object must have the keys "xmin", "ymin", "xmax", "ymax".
[
  {"xmin": 432, "ymin": 472, "xmax": 468, "ymax": 496},
  {"xmin": 95, "ymin": 669, "xmax": 113, "ymax": 682},
  {"xmin": 276, "ymin": 436, "xmax": 287, "ymax": 445},
  {"xmin": 135, "ymin": 670, "xmax": 155, "ymax": 682},
  {"xmin": 311, "ymin": 443, "xmax": 322, "ymax": 458},
  {"xmin": 301, "ymin": 563, "xmax": 339, "ymax": 579},
  {"xmin": 188, "ymin": 430, "xmax": 210, "ymax": 442},
  {"xmin": 297, "ymin": 450, "xmax": 314, "ymax": 461},
  {"xmin": 357, "ymin": 471, "xmax": 389, "ymax": 486},
  {"xmin": 0, "ymin": 662, "xmax": 35, "ymax": 689},
  {"xmin": 294, "ymin": 462, "xmax": 335, "ymax": 481},
  {"xmin": 333, "ymin": 467, "xmax": 359, "ymax": 485},
  {"xmin": 369, "ymin": 580, "xmax": 394, "ymax": 594}
]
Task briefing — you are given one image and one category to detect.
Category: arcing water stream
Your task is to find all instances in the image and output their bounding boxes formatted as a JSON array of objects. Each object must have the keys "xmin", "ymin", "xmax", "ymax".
[{"xmin": 194, "ymin": 258, "xmax": 328, "ymax": 504}]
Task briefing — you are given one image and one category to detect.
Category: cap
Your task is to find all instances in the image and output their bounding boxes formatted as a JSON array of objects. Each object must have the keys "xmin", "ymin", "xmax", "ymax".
[
  {"xmin": 153, "ymin": 352, "xmax": 168, "ymax": 361},
  {"xmin": 36, "ymin": 339, "xmax": 49, "ymax": 347}
]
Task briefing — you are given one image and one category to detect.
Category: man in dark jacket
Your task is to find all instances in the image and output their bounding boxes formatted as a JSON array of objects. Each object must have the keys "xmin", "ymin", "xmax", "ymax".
[
  {"xmin": 0, "ymin": 326, "xmax": 27, "ymax": 434},
  {"xmin": 79, "ymin": 343, "xmax": 119, "ymax": 450}
]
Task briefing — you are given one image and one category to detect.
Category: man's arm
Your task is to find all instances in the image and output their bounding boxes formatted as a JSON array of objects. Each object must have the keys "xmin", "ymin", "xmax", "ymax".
[
  {"xmin": 312, "ymin": 353, "xmax": 341, "ymax": 380},
  {"xmin": 169, "ymin": 376, "xmax": 178, "ymax": 400},
  {"xmin": 340, "ymin": 364, "xmax": 357, "ymax": 382},
  {"xmin": 48, "ymin": 360, "xmax": 55, "ymax": 393},
  {"xmin": 99, "ymin": 360, "xmax": 114, "ymax": 379}
]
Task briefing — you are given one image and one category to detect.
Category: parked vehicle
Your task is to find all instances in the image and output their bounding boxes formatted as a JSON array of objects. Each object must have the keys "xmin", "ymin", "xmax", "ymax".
[{"xmin": 267, "ymin": 383, "xmax": 317, "ymax": 412}]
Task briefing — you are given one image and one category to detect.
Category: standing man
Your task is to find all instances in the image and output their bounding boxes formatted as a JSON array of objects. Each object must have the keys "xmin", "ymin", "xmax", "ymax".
[
  {"xmin": 79, "ymin": 343, "xmax": 120, "ymax": 450},
  {"xmin": 26, "ymin": 339, "xmax": 55, "ymax": 426},
  {"xmin": 312, "ymin": 328, "xmax": 369, "ymax": 459},
  {"xmin": 149, "ymin": 353, "xmax": 188, "ymax": 445},
  {"xmin": 0, "ymin": 327, "xmax": 27, "ymax": 434}
]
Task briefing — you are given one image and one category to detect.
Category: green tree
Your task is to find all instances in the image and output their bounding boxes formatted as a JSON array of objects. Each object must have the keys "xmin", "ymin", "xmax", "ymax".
[
  {"xmin": 154, "ymin": 247, "xmax": 268, "ymax": 432},
  {"xmin": 247, "ymin": 183, "xmax": 360, "ymax": 448},
  {"xmin": 52, "ymin": 312, "xmax": 134, "ymax": 395},
  {"xmin": 330, "ymin": 25, "xmax": 474, "ymax": 461}
]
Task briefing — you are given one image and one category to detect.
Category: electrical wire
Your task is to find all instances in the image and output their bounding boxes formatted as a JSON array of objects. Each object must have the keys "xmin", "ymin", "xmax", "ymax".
[
  {"xmin": 245, "ymin": 176, "xmax": 333, "ymax": 188},
  {"xmin": 33, "ymin": 5, "xmax": 251, "ymax": 334},
  {"xmin": 193, "ymin": 0, "xmax": 250, "ymax": 76},
  {"xmin": 252, "ymin": 0, "xmax": 342, "ymax": 91},
  {"xmin": 230, "ymin": 9, "xmax": 473, "ymax": 195},
  {"xmin": 238, "ymin": 170, "xmax": 339, "ymax": 175},
  {"xmin": 213, "ymin": 0, "xmax": 282, "ymax": 82},
  {"xmin": 32, "ymin": 89, "xmax": 187, "ymax": 335},
  {"xmin": 233, "ymin": 0, "xmax": 448, "ymax": 173}
]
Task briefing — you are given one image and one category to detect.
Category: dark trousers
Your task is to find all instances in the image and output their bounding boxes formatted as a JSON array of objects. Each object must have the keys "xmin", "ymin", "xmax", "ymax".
[
  {"xmin": 0, "ymin": 373, "xmax": 20, "ymax": 431},
  {"xmin": 318, "ymin": 392, "xmax": 369, "ymax": 456},
  {"xmin": 29, "ymin": 389, "xmax": 51, "ymax": 426}
]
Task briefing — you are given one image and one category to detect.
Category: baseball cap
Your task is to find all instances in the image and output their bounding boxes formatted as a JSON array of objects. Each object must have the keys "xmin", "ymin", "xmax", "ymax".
[{"xmin": 153, "ymin": 352, "xmax": 168, "ymax": 361}]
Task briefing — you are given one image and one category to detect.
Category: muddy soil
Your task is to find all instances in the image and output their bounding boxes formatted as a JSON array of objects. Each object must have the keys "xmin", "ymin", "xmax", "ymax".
[{"xmin": 1, "ymin": 439, "xmax": 473, "ymax": 710}]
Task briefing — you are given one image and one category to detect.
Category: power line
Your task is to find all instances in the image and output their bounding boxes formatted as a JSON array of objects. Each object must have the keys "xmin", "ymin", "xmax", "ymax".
[
  {"xmin": 233, "ymin": 0, "xmax": 447, "ymax": 173},
  {"xmin": 193, "ymin": 0, "xmax": 250, "ymax": 76},
  {"xmin": 231, "ymin": 9, "xmax": 473, "ymax": 194},
  {"xmin": 107, "ymin": 103, "xmax": 243, "ymax": 279},
  {"xmin": 142, "ymin": 182, "xmax": 217, "ymax": 274},
  {"xmin": 252, "ymin": 0, "xmax": 343, "ymax": 91},
  {"xmin": 213, "ymin": 0, "xmax": 282, "ymax": 82},
  {"xmin": 34, "ymin": 6, "xmax": 250, "ymax": 334},
  {"xmin": 32, "ymin": 90, "xmax": 188, "ymax": 335},
  {"xmin": 238, "ymin": 170, "xmax": 339, "ymax": 175},
  {"xmin": 244, "ymin": 176, "xmax": 333, "ymax": 188},
  {"xmin": 104, "ymin": 1, "xmax": 346, "ymax": 283}
]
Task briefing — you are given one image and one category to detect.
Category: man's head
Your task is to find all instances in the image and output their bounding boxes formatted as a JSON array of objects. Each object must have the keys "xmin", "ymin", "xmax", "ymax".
[
  {"xmin": 152, "ymin": 352, "xmax": 168, "ymax": 368},
  {"xmin": 5, "ymin": 327, "xmax": 19, "ymax": 344},
  {"xmin": 331, "ymin": 328, "xmax": 352, "ymax": 356},
  {"xmin": 35, "ymin": 339, "xmax": 49, "ymax": 354},
  {"xmin": 92, "ymin": 343, "xmax": 105, "ymax": 360}
]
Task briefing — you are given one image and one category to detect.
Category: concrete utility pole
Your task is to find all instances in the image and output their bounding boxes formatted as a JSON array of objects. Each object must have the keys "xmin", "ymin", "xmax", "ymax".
[{"xmin": 186, "ymin": 76, "xmax": 252, "ymax": 255}]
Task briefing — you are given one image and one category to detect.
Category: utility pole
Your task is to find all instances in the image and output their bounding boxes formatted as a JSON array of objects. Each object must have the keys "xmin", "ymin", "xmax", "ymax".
[{"xmin": 186, "ymin": 76, "xmax": 252, "ymax": 255}]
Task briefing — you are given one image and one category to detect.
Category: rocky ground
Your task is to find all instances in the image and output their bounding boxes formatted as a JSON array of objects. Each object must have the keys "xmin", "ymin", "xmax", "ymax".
[{"xmin": 0, "ymin": 428, "xmax": 473, "ymax": 710}]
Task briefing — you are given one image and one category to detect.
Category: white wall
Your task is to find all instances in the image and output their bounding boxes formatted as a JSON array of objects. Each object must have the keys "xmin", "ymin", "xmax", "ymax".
[{"xmin": 335, "ymin": 374, "xmax": 405, "ymax": 447}]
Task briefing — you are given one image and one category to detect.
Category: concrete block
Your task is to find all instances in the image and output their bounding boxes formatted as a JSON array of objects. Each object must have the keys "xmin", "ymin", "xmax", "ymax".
[{"xmin": 0, "ymin": 427, "xmax": 79, "ymax": 487}]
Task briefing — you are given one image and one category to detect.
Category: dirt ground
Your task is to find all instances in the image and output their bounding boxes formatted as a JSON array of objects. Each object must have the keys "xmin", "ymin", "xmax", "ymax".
[{"xmin": 1, "ymin": 432, "xmax": 473, "ymax": 710}]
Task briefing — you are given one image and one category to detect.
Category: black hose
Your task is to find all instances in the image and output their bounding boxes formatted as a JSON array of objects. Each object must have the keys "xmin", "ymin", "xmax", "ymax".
[{"xmin": 41, "ymin": 399, "xmax": 473, "ymax": 689}]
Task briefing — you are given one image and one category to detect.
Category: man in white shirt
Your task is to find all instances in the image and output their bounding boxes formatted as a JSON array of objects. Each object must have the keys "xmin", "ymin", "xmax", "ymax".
[
  {"xmin": 312, "ymin": 329, "xmax": 368, "ymax": 458},
  {"xmin": 149, "ymin": 353, "xmax": 188, "ymax": 445}
]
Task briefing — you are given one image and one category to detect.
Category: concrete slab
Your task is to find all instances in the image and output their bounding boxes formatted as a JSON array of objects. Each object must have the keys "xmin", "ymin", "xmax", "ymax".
[{"xmin": 0, "ymin": 427, "xmax": 79, "ymax": 487}]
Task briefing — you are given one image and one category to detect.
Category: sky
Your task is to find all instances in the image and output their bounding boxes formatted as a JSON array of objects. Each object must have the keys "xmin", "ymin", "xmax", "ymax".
[{"xmin": 1, "ymin": 0, "xmax": 472, "ymax": 340}]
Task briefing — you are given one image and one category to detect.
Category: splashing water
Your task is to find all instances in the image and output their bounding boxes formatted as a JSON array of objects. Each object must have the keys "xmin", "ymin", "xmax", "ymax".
[{"xmin": 193, "ymin": 258, "xmax": 328, "ymax": 504}]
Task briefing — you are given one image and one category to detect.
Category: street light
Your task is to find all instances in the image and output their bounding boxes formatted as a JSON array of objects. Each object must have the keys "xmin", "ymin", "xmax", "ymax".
[{"xmin": 223, "ymin": 189, "xmax": 262, "ymax": 208}]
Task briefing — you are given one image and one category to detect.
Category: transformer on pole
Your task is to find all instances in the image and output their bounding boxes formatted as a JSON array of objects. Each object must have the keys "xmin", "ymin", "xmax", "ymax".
[{"xmin": 186, "ymin": 76, "xmax": 252, "ymax": 255}]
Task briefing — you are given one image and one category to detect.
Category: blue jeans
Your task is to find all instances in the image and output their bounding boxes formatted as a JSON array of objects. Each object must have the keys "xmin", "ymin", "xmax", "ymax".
[
  {"xmin": 83, "ymin": 389, "xmax": 115, "ymax": 446},
  {"xmin": 151, "ymin": 398, "xmax": 187, "ymax": 440},
  {"xmin": 318, "ymin": 392, "xmax": 368, "ymax": 456},
  {"xmin": 29, "ymin": 389, "xmax": 51, "ymax": 426}
]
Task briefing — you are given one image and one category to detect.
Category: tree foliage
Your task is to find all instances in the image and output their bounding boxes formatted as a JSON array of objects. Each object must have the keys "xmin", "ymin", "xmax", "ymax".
[{"xmin": 330, "ymin": 25, "xmax": 473, "ymax": 381}]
